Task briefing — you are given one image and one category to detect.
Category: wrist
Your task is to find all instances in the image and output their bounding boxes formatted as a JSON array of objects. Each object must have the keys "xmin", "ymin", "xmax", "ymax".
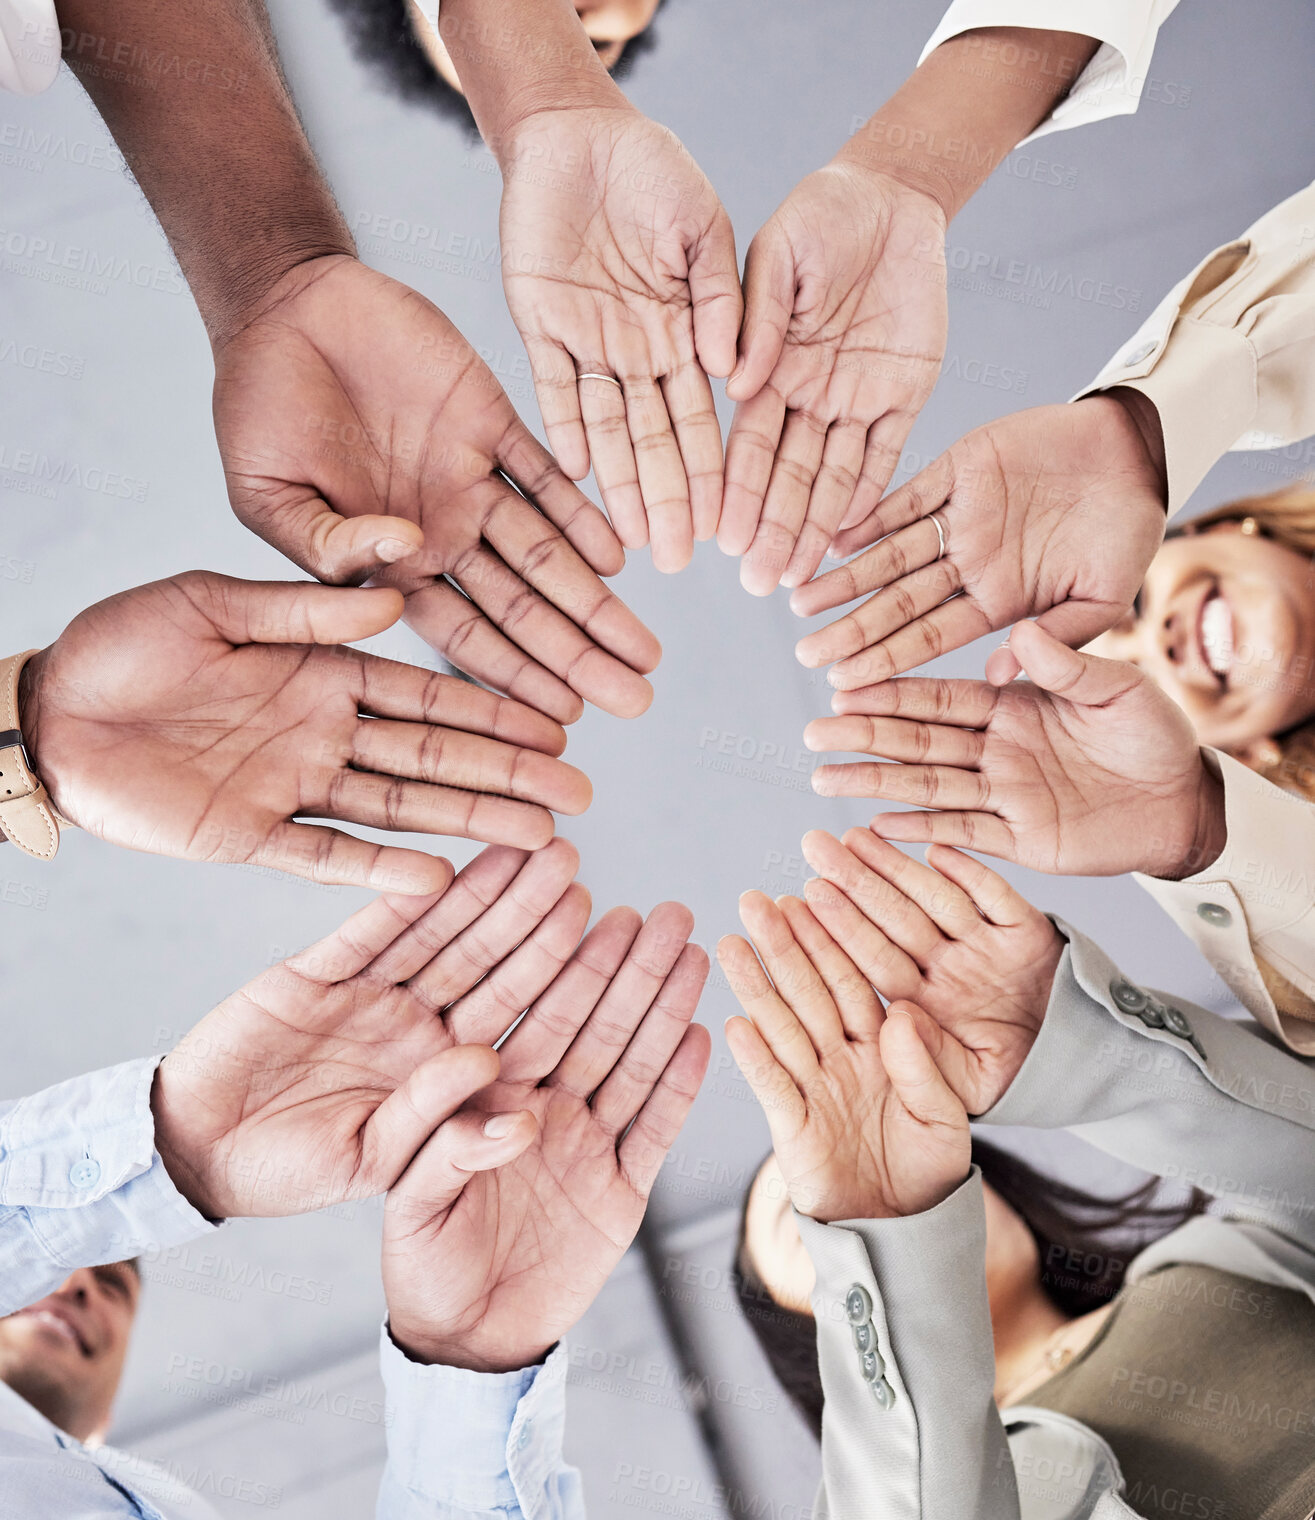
[
  {"xmin": 839, "ymin": 27, "xmax": 1098, "ymax": 222},
  {"xmin": 438, "ymin": 0, "xmax": 628, "ymax": 156},
  {"xmin": 149, "ymin": 1063, "xmax": 220, "ymax": 1222},
  {"xmin": 387, "ymin": 1319, "xmax": 552, "ymax": 1375},
  {"xmin": 1155, "ymin": 755, "xmax": 1227, "ymax": 880},
  {"xmin": 1104, "ymin": 386, "xmax": 1169, "ymax": 507}
]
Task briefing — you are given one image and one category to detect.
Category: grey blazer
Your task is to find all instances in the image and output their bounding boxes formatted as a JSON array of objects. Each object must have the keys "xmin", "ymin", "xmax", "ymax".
[{"xmin": 798, "ymin": 919, "xmax": 1315, "ymax": 1520}]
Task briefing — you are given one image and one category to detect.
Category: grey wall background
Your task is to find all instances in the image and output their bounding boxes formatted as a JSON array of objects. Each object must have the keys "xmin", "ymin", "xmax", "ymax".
[{"xmin": 2, "ymin": 1, "xmax": 1313, "ymax": 1514}]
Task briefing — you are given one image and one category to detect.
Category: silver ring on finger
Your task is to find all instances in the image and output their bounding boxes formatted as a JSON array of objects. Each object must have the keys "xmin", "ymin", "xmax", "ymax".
[
  {"xmin": 930, "ymin": 511, "xmax": 947, "ymax": 561},
  {"xmin": 577, "ymin": 372, "xmax": 624, "ymax": 391}
]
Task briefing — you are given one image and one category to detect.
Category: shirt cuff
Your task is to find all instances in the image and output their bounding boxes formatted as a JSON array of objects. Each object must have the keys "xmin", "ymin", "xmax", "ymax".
[
  {"xmin": 919, "ymin": 0, "xmax": 1176, "ymax": 144},
  {"xmin": 380, "ymin": 1324, "xmax": 568, "ymax": 1514},
  {"xmin": 0, "ymin": 1058, "xmax": 217, "ymax": 1313},
  {"xmin": 1078, "ymin": 315, "xmax": 1257, "ymax": 513},
  {"xmin": 0, "ymin": 0, "xmax": 61, "ymax": 96},
  {"xmin": 1135, "ymin": 750, "xmax": 1315, "ymax": 1053}
]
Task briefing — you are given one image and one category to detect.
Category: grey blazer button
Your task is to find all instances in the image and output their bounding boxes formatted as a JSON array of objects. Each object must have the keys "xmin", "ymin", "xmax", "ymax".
[
  {"xmin": 860, "ymin": 1348, "xmax": 887, "ymax": 1383},
  {"xmin": 1160, "ymin": 1004, "xmax": 1193, "ymax": 1039},
  {"xmin": 1110, "ymin": 978, "xmax": 1148, "ymax": 1014},
  {"xmin": 871, "ymin": 1378, "xmax": 896, "ymax": 1411},
  {"xmin": 1141, "ymin": 998, "xmax": 1168, "ymax": 1030},
  {"xmin": 1196, "ymin": 902, "xmax": 1232, "ymax": 928},
  {"xmin": 845, "ymin": 1286, "xmax": 873, "ymax": 1325},
  {"xmin": 852, "ymin": 1321, "xmax": 875, "ymax": 1354}
]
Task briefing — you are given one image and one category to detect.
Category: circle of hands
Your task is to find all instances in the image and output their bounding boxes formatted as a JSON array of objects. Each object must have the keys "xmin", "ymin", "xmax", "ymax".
[{"xmin": 29, "ymin": 99, "xmax": 1217, "ymax": 1368}]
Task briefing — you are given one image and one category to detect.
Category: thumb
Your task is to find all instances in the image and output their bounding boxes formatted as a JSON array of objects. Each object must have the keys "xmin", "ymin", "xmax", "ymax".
[
  {"xmin": 688, "ymin": 205, "xmax": 743, "ymax": 380},
  {"xmin": 1008, "ymin": 619, "xmax": 1140, "ymax": 708},
  {"xmin": 880, "ymin": 1003, "xmax": 970, "ymax": 1133},
  {"xmin": 387, "ymin": 1107, "xmax": 538, "ymax": 1224},
  {"xmin": 238, "ymin": 489, "xmax": 425, "ymax": 586},
  {"xmin": 194, "ymin": 574, "xmax": 405, "ymax": 646},
  {"xmin": 726, "ymin": 225, "xmax": 796, "ymax": 401}
]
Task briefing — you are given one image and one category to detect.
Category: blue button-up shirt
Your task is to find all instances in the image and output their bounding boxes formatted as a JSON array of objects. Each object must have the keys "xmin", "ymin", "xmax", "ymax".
[{"xmin": 0, "ymin": 1059, "xmax": 584, "ymax": 1519}]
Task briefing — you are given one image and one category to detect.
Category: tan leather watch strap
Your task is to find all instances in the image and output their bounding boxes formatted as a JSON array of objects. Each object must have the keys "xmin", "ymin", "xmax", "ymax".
[{"xmin": 0, "ymin": 649, "xmax": 59, "ymax": 861}]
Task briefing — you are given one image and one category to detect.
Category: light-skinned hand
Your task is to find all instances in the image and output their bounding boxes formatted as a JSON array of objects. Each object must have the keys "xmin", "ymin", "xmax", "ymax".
[
  {"xmin": 791, "ymin": 397, "xmax": 1166, "ymax": 687},
  {"xmin": 796, "ymin": 829, "xmax": 1061, "ymax": 1113},
  {"xmin": 720, "ymin": 165, "xmax": 947, "ymax": 596},
  {"xmin": 151, "ymin": 839, "xmax": 589, "ymax": 1219},
  {"xmin": 500, "ymin": 107, "xmax": 741, "ymax": 574},
  {"xmin": 805, "ymin": 620, "xmax": 1226, "ymax": 880},
  {"xmin": 719, "ymin": 891, "xmax": 969, "ymax": 1223},
  {"xmin": 383, "ymin": 900, "xmax": 711, "ymax": 1372}
]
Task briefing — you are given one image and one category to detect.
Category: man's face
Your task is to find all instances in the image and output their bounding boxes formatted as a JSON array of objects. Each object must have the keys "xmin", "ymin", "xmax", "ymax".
[{"xmin": 0, "ymin": 1264, "xmax": 140, "ymax": 1444}]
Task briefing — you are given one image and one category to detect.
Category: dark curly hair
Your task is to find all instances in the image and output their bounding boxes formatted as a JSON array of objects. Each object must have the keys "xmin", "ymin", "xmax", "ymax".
[
  {"xmin": 326, "ymin": 0, "xmax": 666, "ymax": 136},
  {"xmin": 734, "ymin": 1138, "xmax": 1208, "ymax": 1439}
]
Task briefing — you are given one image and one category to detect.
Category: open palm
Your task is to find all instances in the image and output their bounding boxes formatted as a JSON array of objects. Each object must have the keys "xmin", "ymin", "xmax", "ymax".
[
  {"xmin": 212, "ymin": 254, "xmax": 659, "ymax": 723},
  {"xmin": 808, "ymin": 620, "xmax": 1216, "ymax": 880},
  {"xmin": 384, "ymin": 902, "xmax": 711, "ymax": 1373},
  {"xmin": 500, "ymin": 107, "xmax": 740, "ymax": 573},
  {"xmin": 793, "ymin": 398, "xmax": 1166, "ymax": 688},
  {"xmin": 722, "ymin": 165, "xmax": 947, "ymax": 596},
  {"xmin": 720, "ymin": 891, "xmax": 969, "ymax": 1223},
  {"xmin": 797, "ymin": 828, "xmax": 1061, "ymax": 1113},
  {"xmin": 151, "ymin": 839, "xmax": 589, "ymax": 1219},
  {"xmin": 22, "ymin": 572, "xmax": 590, "ymax": 891}
]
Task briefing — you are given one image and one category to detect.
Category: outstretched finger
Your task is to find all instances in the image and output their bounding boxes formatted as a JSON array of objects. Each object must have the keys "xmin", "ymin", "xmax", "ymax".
[
  {"xmin": 523, "ymin": 335, "xmax": 591, "ymax": 484},
  {"xmin": 804, "ymin": 713, "xmax": 984, "ymax": 769},
  {"xmin": 444, "ymin": 881, "xmax": 594, "ymax": 1046},
  {"xmin": 792, "ymin": 514, "xmax": 944, "ymax": 622},
  {"xmin": 498, "ymin": 418, "xmax": 625, "ymax": 578},
  {"xmin": 719, "ymin": 385, "xmax": 787, "ymax": 558},
  {"xmin": 741, "ymin": 409, "xmax": 828, "ymax": 598},
  {"xmin": 780, "ymin": 421, "xmax": 867, "ymax": 590},
  {"xmin": 801, "ymin": 829, "xmax": 939, "ymax": 963},
  {"xmin": 880, "ymin": 1004, "xmax": 970, "ymax": 1134},
  {"xmin": 281, "ymin": 888, "xmax": 447, "ymax": 986},
  {"xmin": 386, "ymin": 1103, "xmax": 539, "ymax": 1224},
  {"xmin": 662, "ymin": 357, "xmax": 725, "ymax": 543},
  {"xmin": 829, "ymin": 449, "xmax": 955, "ymax": 560},
  {"xmin": 592, "ymin": 943, "xmax": 709, "ymax": 1137},
  {"xmin": 618, "ymin": 1023, "xmax": 712, "ymax": 1197},
  {"xmin": 371, "ymin": 838, "xmax": 576, "ymax": 989},
  {"xmin": 255, "ymin": 821, "xmax": 451, "ymax": 896},
  {"xmin": 738, "ymin": 890, "xmax": 845, "ymax": 1058},
  {"xmin": 716, "ymin": 929, "xmax": 818, "ymax": 1089},
  {"xmin": 828, "ymin": 677, "xmax": 999, "ymax": 728},
  {"xmin": 869, "ymin": 808, "xmax": 1016, "ymax": 862},
  {"xmin": 498, "ymin": 906, "xmax": 642, "ymax": 1084},
  {"xmin": 776, "ymin": 896, "xmax": 884, "ymax": 1042},
  {"xmin": 924, "ymin": 843, "xmax": 1034, "ymax": 928},
  {"xmin": 827, "ymin": 597, "xmax": 991, "ymax": 691}
]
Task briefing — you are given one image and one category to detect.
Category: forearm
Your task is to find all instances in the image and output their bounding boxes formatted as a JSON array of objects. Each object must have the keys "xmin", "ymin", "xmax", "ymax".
[
  {"xmin": 836, "ymin": 27, "xmax": 1098, "ymax": 218},
  {"xmin": 798, "ymin": 1177, "xmax": 1018, "ymax": 1520},
  {"xmin": 984, "ymin": 921, "xmax": 1315, "ymax": 1244},
  {"xmin": 436, "ymin": 0, "xmax": 627, "ymax": 160},
  {"xmin": 57, "ymin": 0, "xmax": 353, "ymax": 346}
]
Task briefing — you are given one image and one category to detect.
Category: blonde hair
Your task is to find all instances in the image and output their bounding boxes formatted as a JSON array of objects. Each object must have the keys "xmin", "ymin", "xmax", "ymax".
[{"xmin": 1177, "ymin": 482, "xmax": 1315, "ymax": 802}]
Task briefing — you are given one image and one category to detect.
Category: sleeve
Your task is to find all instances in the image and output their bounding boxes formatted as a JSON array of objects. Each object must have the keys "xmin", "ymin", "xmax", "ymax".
[
  {"xmin": 0, "ymin": 1058, "xmax": 218, "ymax": 1314},
  {"xmin": 797, "ymin": 1177, "xmax": 1140, "ymax": 1520},
  {"xmin": 1074, "ymin": 178, "xmax": 1315, "ymax": 512},
  {"xmin": 1134, "ymin": 749, "xmax": 1315, "ymax": 1057},
  {"xmin": 982, "ymin": 920, "xmax": 1315, "ymax": 1248},
  {"xmin": 0, "ymin": 0, "xmax": 62, "ymax": 95},
  {"xmin": 376, "ymin": 1327, "xmax": 584, "ymax": 1520},
  {"xmin": 919, "ymin": 0, "xmax": 1180, "ymax": 144},
  {"xmin": 412, "ymin": 2, "xmax": 440, "ymax": 39}
]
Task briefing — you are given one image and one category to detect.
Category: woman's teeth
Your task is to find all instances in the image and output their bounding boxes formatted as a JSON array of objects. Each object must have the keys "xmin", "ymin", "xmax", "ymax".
[{"xmin": 1201, "ymin": 592, "xmax": 1234, "ymax": 679}]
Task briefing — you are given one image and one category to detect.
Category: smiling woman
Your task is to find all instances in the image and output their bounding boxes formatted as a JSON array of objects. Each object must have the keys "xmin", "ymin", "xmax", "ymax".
[{"xmin": 1089, "ymin": 482, "xmax": 1315, "ymax": 801}]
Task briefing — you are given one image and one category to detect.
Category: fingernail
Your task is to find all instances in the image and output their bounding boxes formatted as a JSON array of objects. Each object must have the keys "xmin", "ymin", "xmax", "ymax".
[
  {"xmin": 484, "ymin": 1114, "xmax": 518, "ymax": 1139},
  {"xmin": 377, "ymin": 538, "xmax": 414, "ymax": 563}
]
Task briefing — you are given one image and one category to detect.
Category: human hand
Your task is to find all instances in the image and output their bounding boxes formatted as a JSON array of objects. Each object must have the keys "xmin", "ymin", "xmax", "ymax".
[
  {"xmin": 19, "ymin": 572, "xmax": 591, "ymax": 891},
  {"xmin": 805, "ymin": 620, "xmax": 1226, "ymax": 880},
  {"xmin": 791, "ymin": 397, "xmax": 1167, "ymax": 686},
  {"xmin": 795, "ymin": 829, "xmax": 1061, "ymax": 1113},
  {"xmin": 498, "ymin": 107, "xmax": 741, "ymax": 574},
  {"xmin": 719, "ymin": 892, "xmax": 969, "ymax": 1222},
  {"xmin": 719, "ymin": 164, "xmax": 947, "ymax": 596},
  {"xmin": 150, "ymin": 838, "xmax": 590, "ymax": 1219},
  {"xmin": 383, "ymin": 901, "xmax": 710, "ymax": 1372},
  {"xmin": 211, "ymin": 254, "xmax": 660, "ymax": 723}
]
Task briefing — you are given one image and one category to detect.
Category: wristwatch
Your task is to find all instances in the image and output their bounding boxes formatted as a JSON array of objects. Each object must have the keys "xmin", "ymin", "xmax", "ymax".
[{"xmin": 0, "ymin": 649, "xmax": 60, "ymax": 861}]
